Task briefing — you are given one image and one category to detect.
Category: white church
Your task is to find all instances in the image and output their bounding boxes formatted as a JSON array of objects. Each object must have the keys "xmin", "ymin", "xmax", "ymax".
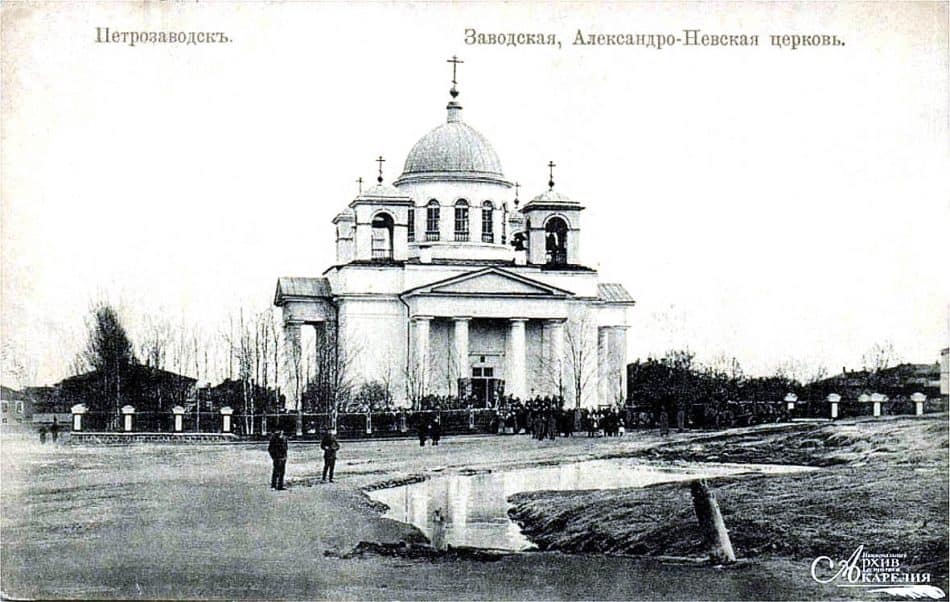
[{"xmin": 274, "ymin": 59, "xmax": 634, "ymax": 409}]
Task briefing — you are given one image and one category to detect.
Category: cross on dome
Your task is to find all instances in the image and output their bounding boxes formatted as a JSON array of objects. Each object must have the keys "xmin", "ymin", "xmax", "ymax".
[
  {"xmin": 547, "ymin": 161, "xmax": 556, "ymax": 190},
  {"xmin": 447, "ymin": 55, "xmax": 463, "ymax": 98},
  {"xmin": 356, "ymin": 177, "xmax": 363, "ymax": 194},
  {"xmin": 376, "ymin": 156, "xmax": 385, "ymax": 184}
]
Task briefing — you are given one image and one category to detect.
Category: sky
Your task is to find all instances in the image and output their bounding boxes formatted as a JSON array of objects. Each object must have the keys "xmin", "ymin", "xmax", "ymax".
[{"xmin": 2, "ymin": 1, "xmax": 948, "ymax": 387}]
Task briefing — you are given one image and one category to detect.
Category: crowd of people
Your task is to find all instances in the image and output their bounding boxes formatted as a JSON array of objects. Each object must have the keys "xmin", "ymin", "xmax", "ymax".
[{"xmin": 489, "ymin": 396, "xmax": 627, "ymax": 440}]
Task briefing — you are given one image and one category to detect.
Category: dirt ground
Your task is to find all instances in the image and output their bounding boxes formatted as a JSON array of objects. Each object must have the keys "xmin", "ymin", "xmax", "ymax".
[
  {"xmin": 1, "ymin": 419, "xmax": 943, "ymax": 600},
  {"xmin": 509, "ymin": 416, "xmax": 949, "ymax": 593}
]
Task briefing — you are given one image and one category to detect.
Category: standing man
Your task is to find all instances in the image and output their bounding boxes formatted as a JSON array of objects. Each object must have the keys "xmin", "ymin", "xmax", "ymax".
[
  {"xmin": 268, "ymin": 430, "xmax": 288, "ymax": 490},
  {"xmin": 49, "ymin": 418, "xmax": 60, "ymax": 443},
  {"xmin": 321, "ymin": 429, "xmax": 340, "ymax": 482}
]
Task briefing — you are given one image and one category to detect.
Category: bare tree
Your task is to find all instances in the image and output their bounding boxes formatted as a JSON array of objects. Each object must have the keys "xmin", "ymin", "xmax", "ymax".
[
  {"xmin": 861, "ymin": 340, "xmax": 898, "ymax": 373},
  {"xmin": 563, "ymin": 311, "xmax": 597, "ymax": 408},
  {"xmin": 268, "ymin": 310, "xmax": 282, "ymax": 412},
  {"xmin": 0, "ymin": 340, "xmax": 38, "ymax": 389},
  {"xmin": 138, "ymin": 315, "xmax": 172, "ymax": 371},
  {"xmin": 404, "ymin": 358, "xmax": 429, "ymax": 410}
]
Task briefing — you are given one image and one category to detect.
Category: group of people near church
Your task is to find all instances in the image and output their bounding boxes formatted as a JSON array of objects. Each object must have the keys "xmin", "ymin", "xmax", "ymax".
[
  {"xmin": 416, "ymin": 394, "xmax": 493, "ymax": 412},
  {"xmin": 493, "ymin": 396, "xmax": 628, "ymax": 439},
  {"xmin": 495, "ymin": 396, "xmax": 575, "ymax": 439}
]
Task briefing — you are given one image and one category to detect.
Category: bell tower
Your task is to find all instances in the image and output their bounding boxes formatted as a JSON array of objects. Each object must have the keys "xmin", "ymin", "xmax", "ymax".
[{"xmin": 521, "ymin": 161, "xmax": 584, "ymax": 266}]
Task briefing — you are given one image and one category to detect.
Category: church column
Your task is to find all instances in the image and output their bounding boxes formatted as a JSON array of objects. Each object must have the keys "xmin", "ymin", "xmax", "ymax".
[
  {"xmin": 411, "ymin": 316, "xmax": 432, "ymax": 400},
  {"xmin": 507, "ymin": 319, "xmax": 528, "ymax": 399},
  {"xmin": 611, "ymin": 326, "xmax": 629, "ymax": 403},
  {"xmin": 281, "ymin": 322, "xmax": 302, "ymax": 412},
  {"xmin": 547, "ymin": 320, "xmax": 565, "ymax": 399},
  {"xmin": 453, "ymin": 318, "xmax": 470, "ymax": 390},
  {"xmin": 597, "ymin": 327, "xmax": 610, "ymax": 406}
]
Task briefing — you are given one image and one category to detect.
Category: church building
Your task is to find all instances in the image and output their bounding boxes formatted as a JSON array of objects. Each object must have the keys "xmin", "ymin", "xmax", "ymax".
[{"xmin": 274, "ymin": 59, "xmax": 634, "ymax": 409}]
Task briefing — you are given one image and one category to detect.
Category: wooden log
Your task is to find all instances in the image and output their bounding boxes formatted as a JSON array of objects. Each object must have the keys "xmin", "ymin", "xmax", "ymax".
[{"xmin": 690, "ymin": 479, "xmax": 737, "ymax": 564}]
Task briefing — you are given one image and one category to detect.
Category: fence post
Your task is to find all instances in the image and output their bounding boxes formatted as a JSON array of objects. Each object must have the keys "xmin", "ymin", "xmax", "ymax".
[
  {"xmin": 172, "ymin": 406, "xmax": 185, "ymax": 433},
  {"xmin": 71, "ymin": 403, "xmax": 87, "ymax": 432},
  {"xmin": 365, "ymin": 412, "xmax": 372, "ymax": 435},
  {"xmin": 870, "ymin": 393, "xmax": 886, "ymax": 418},
  {"xmin": 827, "ymin": 393, "xmax": 840, "ymax": 420},
  {"xmin": 468, "ymin": 408, "xmax": 475, "ymax": 430},
  {"xmin": 784, "ymin": 392, "xmax": 797, "ymax": 417},
  {"xmin": 690, "ymin": 480, "xmax": 736, "ymax": 563},
  {"xmin": 399, "ymin": 412, "xmax": 407, "ymax": 433},
  {"xmin": 121, "ymin": 405, "xmax": 135, "ymax": 432},
  {"xmin": 911, "ymin": 392, "xmax": 926, "ymax": 416},
  {"xmin": 220, "ymin": 406, "xmax": 233, "ymax": 433}
]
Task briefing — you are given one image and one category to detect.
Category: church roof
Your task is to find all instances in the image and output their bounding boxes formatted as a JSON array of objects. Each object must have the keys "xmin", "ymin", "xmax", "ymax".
[
  {"xmin": 524, "ymin": 188, "xmax": 581, "ymax": 208},
  {"xmin": 394, "ymin": 89, "xmax": 510, "ymax": 187},
  {"xmin": 401, "ymin": 266, "xmax": 575, "ymax": 298},
  {"xmin": 274, "ymin": 277, "xmax": 332, "ymax": 305},
  {"xmin": 358, "ymin": 183, "xmax": 405, "ymax": 199},
  {"xmin": 598, "ymin": 283, "xmax": 635, "ymax": 304}
]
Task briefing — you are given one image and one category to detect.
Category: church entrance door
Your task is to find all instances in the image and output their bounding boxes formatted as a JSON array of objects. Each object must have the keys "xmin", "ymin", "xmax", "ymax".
[{"xmin": 471, "ymin": 366, "xmax": 501, "ymax": 407}]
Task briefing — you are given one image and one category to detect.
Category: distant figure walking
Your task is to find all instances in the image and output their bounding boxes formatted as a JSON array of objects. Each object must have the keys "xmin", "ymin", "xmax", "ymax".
[
  {"xmin": 321, "ymin": 430, "xmax": 340, "ymax": 482},
  {"xmin": 39, "ymin": 426, "xmax": 47, "ymax": 444},
  {"xmin": 430, "ymin": 418, "xmax": 441, "ymax": 446},
  {"xmin": 50, "ymin": 418, "xmax": 60, "ymax": 443},
  {"xmin": 430, "ymin": 508, "xmax": 447, "ymax": 551},
  {"xmin": 268, "ymin": 431, "xmax": 288, "ymax": 490},
  {"xmin": 418, "ymin": 418, "xmax": 428, "ymax": 447}
]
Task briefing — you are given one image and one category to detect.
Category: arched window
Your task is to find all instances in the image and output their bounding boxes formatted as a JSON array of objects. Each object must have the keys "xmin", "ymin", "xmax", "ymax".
[
  {"xmin": 371, "ymin": 213, "xmax": 394, "ymax": 260},
  {"xmin": 454, "ymin": 200, "xmax": 470, "ymax": 242},
  {"xmin": 481, "ymin": 201, "xmax": 494, "ymax": 243},
  {"xmin": 545, "ymin": 217, "xmax": 568, "ymax": 265},
  {"xmin": 425, "ymin": 200, "xmax": 440, "ymax": 241},
  {"xmin": 407, "ymin": 208, "xmax": 415, "ymax": 242}
]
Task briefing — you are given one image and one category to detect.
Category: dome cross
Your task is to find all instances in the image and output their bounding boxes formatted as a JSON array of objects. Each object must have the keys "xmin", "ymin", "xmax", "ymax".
[
  {"xmin": 356, "ymin": 177, "xmax": 363, "ymax": 194},
  {"xmin": 547, "ymin": 161, "xmax": 556, "ymax": 190},
  {"xmin": 376, "ymin": 156, "xmax": 385, "ymax": 184},
  {"xmin": 447, "ymin": 55, "xmax": 463, "ymax": 84}
]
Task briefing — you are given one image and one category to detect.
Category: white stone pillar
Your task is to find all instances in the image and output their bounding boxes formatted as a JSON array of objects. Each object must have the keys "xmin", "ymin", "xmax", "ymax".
[
  {"xmin": 454, "ymin": 318, "xmax": 471, "ymax": 389},
  {"xmin": 220, "ymin": 406, "xmax": 233, "ymax": 433},
  {"xmin": 784, "ymin": 393, "xmax": 797, "ymax": 413},
  {"xmin": 71, "ymin": 403, "xmax": 87, "ymax": 432},
  {"xmin": 282, "ymin": 322, "xmax": 302, "ymax": 411},
  {"xmin": 172, "ymin": 405, "xmax": 185, "ymax": 433},
  {"xmin": 507, "ymin": 319, "xmax": 528, "ymax": 399},
  {"xmin": 911, "ymin": 392, "xmax": 926, "ymax": 416},
  {"xmin": 412, "ymin": 316, "xmax": 432, "ymax": 398},
  {"xmin": 827, "ymin": 393, "xmax": 840, "ymax": 420},
  {"xmin": 121, "ymin": 405, "xmax": 135, "ymax": 432},
  {"xmin": 597, "ymin": 327, "xmax": 610, "ymax": 405}
]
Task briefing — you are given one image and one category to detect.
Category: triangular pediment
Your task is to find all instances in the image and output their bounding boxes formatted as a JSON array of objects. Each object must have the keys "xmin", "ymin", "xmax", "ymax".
[{"xmin": 403, "ymin": 267, "xmax": 573, "ymax": 298}]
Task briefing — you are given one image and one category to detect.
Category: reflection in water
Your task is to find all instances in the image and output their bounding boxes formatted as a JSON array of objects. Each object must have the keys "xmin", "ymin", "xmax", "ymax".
[{"xmin": 369, "ymin": 459, "xmax": 810, "ymax": 551}]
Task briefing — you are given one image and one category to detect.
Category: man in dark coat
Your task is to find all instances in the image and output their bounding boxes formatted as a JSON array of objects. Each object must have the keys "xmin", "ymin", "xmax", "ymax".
[
  {"xmin": 321, "ymin": 430, "xmax": 340, "ymax": 482},
  {"xmin": 430, "ymin": 418, "xmax": 441, "ymax": 445},
  {"xmin": 49, "ymin": 418, "xmax": 60, "ymax": 443},
  {"xmin": 268, "ymin": 431, "xmax": 288, "ymax": 490}
]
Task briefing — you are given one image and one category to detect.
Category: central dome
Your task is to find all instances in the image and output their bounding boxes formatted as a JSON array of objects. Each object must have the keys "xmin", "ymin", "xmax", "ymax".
[{"xmin": 394, "ymin": 100, "xmax": 510, "ymax": 187}]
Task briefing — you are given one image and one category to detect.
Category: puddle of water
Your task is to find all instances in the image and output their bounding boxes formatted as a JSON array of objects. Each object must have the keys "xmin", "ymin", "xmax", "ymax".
[{"xmin": 368, "ymin": 459, "xmax": 812, "ymax": 551}]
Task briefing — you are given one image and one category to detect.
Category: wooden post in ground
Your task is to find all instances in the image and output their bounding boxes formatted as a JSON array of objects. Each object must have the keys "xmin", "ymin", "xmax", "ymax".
[{"xmin": 690, "ymin": 479, "xmax": 736, "ymax": 564}]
